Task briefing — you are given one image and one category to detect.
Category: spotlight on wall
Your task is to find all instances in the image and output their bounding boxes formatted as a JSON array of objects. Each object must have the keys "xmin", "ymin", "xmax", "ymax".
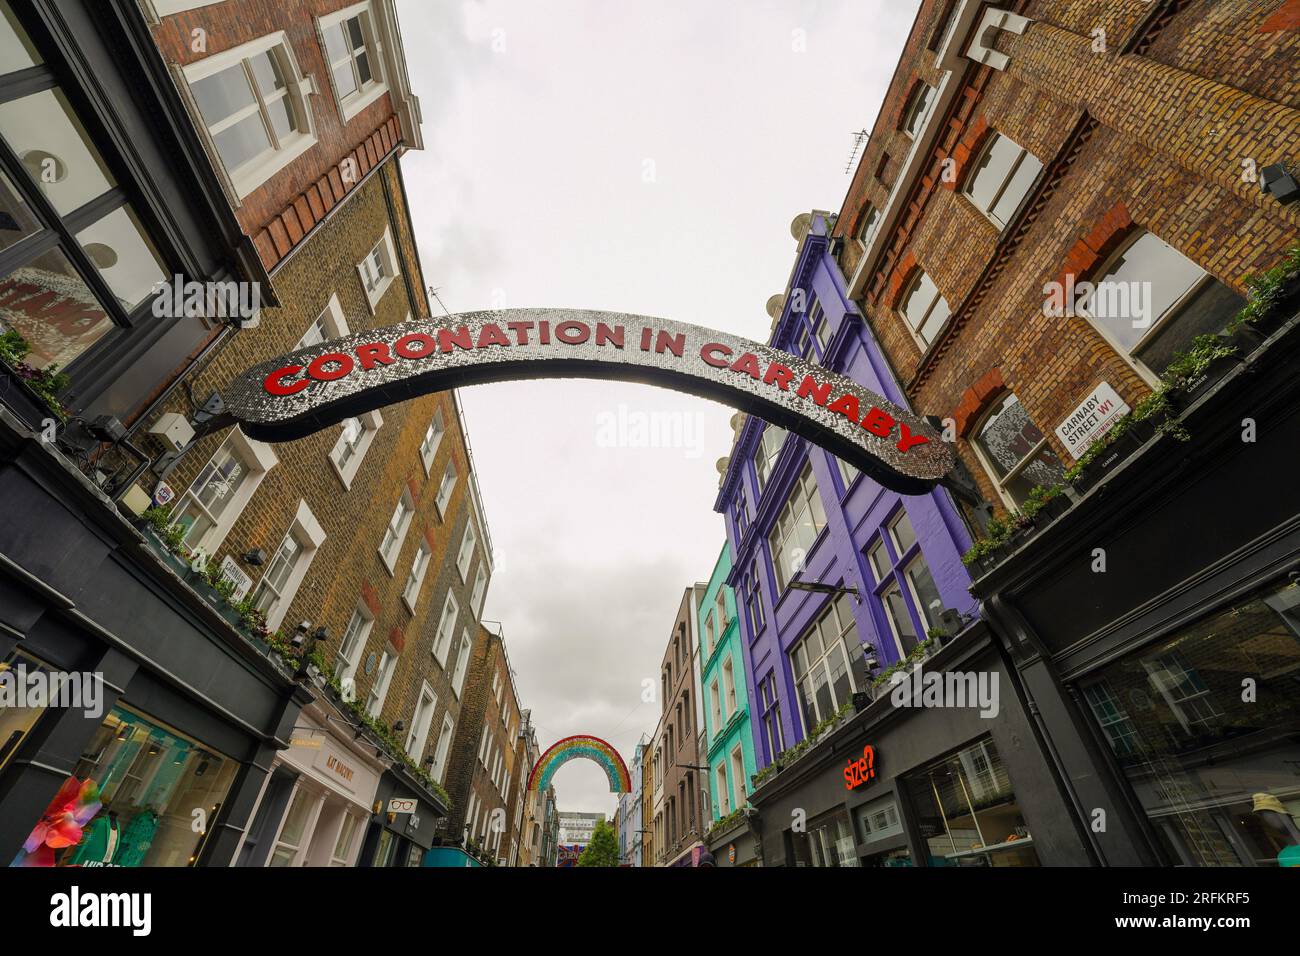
[{"xmin": 1261, "ymin": 162, "xmax": 1299, "ymax": 205}]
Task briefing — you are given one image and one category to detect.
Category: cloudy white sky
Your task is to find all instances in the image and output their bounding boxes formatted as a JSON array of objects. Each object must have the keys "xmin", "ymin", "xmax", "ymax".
[{"xmin": 395, "ymin": 0, "xmax": 921, "ymax": 819}]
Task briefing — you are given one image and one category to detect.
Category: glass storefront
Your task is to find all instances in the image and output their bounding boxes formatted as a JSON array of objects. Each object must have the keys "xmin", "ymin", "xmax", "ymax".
[
  {"xmin": 11, "ymin": 706, "xmax": 237, "ymax": 867},
  {"xmin": 0, "ymin": 650, "xmax": 49, "ymax": 776},
  {"xmin": 1082, "ymin": 579, "xmax": 1300, "ymax": 867},
  {"xmin": 789, "ymin": 806, "xmax": 860, "ymax": 867},
  {"xmin": 903, "ymin": 737, "xmax": 1040, "ymax": 867}
]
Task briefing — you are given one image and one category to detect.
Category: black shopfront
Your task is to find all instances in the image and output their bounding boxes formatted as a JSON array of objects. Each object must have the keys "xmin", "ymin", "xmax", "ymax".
[
  {"xmin": 978, "ymin": 312, "xmax": 1300, "ymax": 867},
  {"xmin": 748, "ymin": 622, "xmax": 1093, "ymax": 867},
  {"xmin": 357, "ymin": 768, "xmax": 447, "ymax": 867},
  {"xmin": 0, "ymin": 0, "xmax": 293, "ymax": 868}
]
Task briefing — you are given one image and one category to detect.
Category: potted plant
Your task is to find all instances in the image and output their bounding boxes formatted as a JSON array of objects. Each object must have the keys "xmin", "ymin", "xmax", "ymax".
[
  {"xmin": 1162, "ymin": 334, "xmax": 1241, "ymax": 411},
  {"xmin": 1231, "ymin": 244, "xmax": 1300, "ymax": 338},
  {"xmin": 0, "ymin": 330, "xmax": 71, "ymax": 427}
]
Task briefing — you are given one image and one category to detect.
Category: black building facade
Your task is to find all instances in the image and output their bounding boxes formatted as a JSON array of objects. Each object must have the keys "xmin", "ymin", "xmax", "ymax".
[{"xmin": 0, "ymin": 0, "xmax": 299, "ymax": 869}]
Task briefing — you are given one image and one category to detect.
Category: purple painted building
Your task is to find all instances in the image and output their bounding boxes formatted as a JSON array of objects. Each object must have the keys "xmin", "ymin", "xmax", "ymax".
[{"xmin": 714, "ymin": 211, "xmax": 977, "ymax": 773}]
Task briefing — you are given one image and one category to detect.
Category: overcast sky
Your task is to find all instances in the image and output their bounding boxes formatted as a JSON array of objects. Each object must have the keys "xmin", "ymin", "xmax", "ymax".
[{"xmin": 396, "ymin": 0, "xmax": 921, "ymax": 821}]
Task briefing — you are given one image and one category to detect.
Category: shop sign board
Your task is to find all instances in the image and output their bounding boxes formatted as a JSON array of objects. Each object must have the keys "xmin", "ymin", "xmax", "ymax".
[
  {"xmin": 1054, "ymin": 381, "xmax": 1130, "ymax": 460},
  {"xmin": 844, "ymin": 744, "xmax": 877, "ymax": 790}
]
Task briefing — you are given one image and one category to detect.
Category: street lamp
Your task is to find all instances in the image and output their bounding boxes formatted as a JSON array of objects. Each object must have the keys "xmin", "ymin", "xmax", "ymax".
[{"xmin": 788, "ymin": 579, "xmax": 860, "ymax": 604}]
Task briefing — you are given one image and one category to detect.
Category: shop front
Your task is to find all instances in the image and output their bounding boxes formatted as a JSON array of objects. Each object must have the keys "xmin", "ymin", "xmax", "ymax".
[
  {"xmin": 980, "ymin": 314, "xmax": 1300, "ymax": 867},
  {"xmin": 232, "ymin": 697, "xmax": 383, "ymax": 867},
  {"xmin": 748, "ymin": 623, "xmax": 1090, "ymax": 867},
  {"xmin": 357, "ymin": 767, "xmax": 447, "ymax": 867},
  {"xmin": 706, "ymin": 811, "xmax": 761, "ymax": 867}
]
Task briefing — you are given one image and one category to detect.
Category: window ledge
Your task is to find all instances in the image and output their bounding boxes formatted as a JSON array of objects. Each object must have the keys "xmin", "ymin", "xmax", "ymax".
[{"xmin": 378, "ymin": 547, "xmax": 398, "ymax": 576}]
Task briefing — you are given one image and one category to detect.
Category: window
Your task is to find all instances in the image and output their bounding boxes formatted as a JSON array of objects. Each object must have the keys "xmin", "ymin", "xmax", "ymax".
[
  {"xmin": 378, "ymin": 489, "xmax": 415, "ymax": 571},
  {"xmin": 366, "ymin": 645, "xmax": 397, "ymax": 717},
  {"xmin": 732, "ymin": 489, "xmax": 750, "ymax": 541},
  {"xmin": 471, "ymin": 564, "xmax": 488, "ymax": 618},
  {"xmin": 268, "ymin": 785, "xmax": 314, "ymax": 867},
  {"xmin": 730, "ymin": 744, "xmax": 746, "ymax": 811},
  {"xmin": 972, "ymin": 392, "xmax": 1066, "ymax": 508},
  {"xmin": 789, "ymin": 593, "xmax": 869, "ymax": 733},
  {"xmin": 329, "ymin": 410, "xmax": 382, "ymax": 488},
  {"xmin": 170, "ymin": 430, "xmax": 278, "ymax": 552},
  {"xmin": 405, "ymin": 684, "xmax": 437, "ymax": 758},
  {"xmin": 769, "ymin": 464, "xmax": 828, "ymax": 591},
  {"xmin": 743, "ymin": 562, "xmax": 765, "ymax": 638},
  {"xmin": 866, "ymin": 538, "xmax": 890, "ymax": 582},
  {"xmin": 435, "ymin": 459, "xmax": 458, "ymax": 517},
  {"xmin": 856, "ymin": 203, "xmax": 881, "ymax": 249},
  {"xmin": 715, "ymin": 591, "xmax": 727, "ymax": 635},
  {"xmin": 182, "ymin": 33, "xmax": 314, "ymax": 198},
  {"xmin": 888, "ymin": 511, "xmax": 917, "ymax": 555},
  {"xmin": 478, "ymin": 725, "xmax": 491, "ymax": 764},
  {"xmin": 419, "ymin": 407, "xmax": 445, "ymax": 473},
  {"xmin": 882, "ymin": 583, "xmax": 920, "ymax": 655},
  {"xmin": 329, "ymin": 812, "xmax": 360, "ymax": 867},
  {"xmin": 452, "ymin": 629, "xmax": 472, "ymax": 697},
  {"xmin": 753, "ymin": 425, "xmax": 787, "ymax": 493},
  {"xmin": 809, "ymin": 303, "xmax": 831, "ymax": 357},
  {"xmin": 248, "ymin": 500, "xmax": 325, "ymax": 631},
  {"xmin": 456, "ymin": 521, "xmax": 477, "ymax": 581},
  {"xmin": 899, "ymin": 268, "xmax": 950, "ymax": 346},
  {"xmin": 901, "ymin": 83, "xmax": 935, "ymax": 139},
  {"xmin": 0, "ymin": 13, "xmax": 173, "ymax": 385},
  {"xmin": 1079, "ymin": 230, "xmax": 1244, "ymax": 378},
  {"xmin": 704, "ymin": 615, "xmax": 715, "ymax": 656},
  {"xmin": 333, "ymin": 604, "xmax": 374, "ymax": 686},
  {"xmin": 722, "ymin": 656, "xmax": 737, "ymax": 718},
  {"xmin": 296, "ymin": 294, "xmax": 349, "ymax": 348},
  {"xmin": 964, "ymin": 132, "xmax": 1042, "ymax": 229},
  {"xmin": 357, "ymin": 226, "xmax": 399, "ymax": 311},
  {"xmin": 402, "ymin": 543, "xmax": 431, "ymax": 612},
  {"xmin": 834, "ymin": 455, "xmax": 860, "ymax": 493},
  {"xmin": 318, "ymin": 2, "xmax": 387, "ymax": 121},
  {"xmin": 710, "ymin": 680, "xmax": 722, "ymax": 730},
  {"xmin": 432, "ymin": 592, "xmax": 458, "ymax": 667},
  {"xmin": 715, "ymin": 763, "xmax": 730, "ymax": 816},
  {"xmin": 904, "ymin": 555, "xmax": 945, "ymax": 633}
]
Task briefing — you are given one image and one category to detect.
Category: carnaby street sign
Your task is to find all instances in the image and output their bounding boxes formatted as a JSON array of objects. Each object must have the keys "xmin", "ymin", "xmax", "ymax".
[{"xmin": 221, "ymin": 308, "xmax": 954, "ymax": 494}]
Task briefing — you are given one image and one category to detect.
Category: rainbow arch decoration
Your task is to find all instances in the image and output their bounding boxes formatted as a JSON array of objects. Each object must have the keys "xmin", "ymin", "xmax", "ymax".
[{"xmin": 529, "ymin": 735, "xmax": 631, "ymax": 794}]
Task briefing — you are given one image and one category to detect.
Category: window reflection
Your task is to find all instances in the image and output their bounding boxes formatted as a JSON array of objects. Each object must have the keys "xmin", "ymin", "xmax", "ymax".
[
  {"xmin": 0, "ymin": 1, "xmax": 41, "ymax": 74},
  {"xmin": 0, "ymin": 87, "xmax": 115, "ymax": 216},
  {"xmin": 74, "ymin": 204, "xmax": 167, "ymax": 310},
  {"xmin": 0, "ymin": 167, "xmax": 38, "ymax": 253},
  {"xmin": 0, "ymin": 246, "xmax": 113, "ymax": 369}
]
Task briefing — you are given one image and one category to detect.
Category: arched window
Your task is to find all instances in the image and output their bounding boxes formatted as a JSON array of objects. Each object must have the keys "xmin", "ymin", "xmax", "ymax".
[
  {"xmin": 1079, "ymin": 230, "xmax": 1245, "ymax": 378},
  {"xmin": 901, "ymin": 83, "xmax": 936, "ymax": 139},
  {"xmin": 899, "ymin": 267, "xmax": 950, "ymax": 346},
  {"xmin": 964, "ymin": 132, "xmax": 1042, "ymax": 229},
  {"xmin": 971, "ymin": 392, "xmax": 1066, "ymax": 508},
  {"xmin": 857, "ymin": 203, "xmax": 881, "ymax": 248}
]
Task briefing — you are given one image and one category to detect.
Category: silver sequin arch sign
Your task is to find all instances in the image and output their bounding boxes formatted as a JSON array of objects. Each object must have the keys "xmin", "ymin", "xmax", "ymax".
[{"xmin": 222, "ymin": 308, "xmax": 954, "ymax": 495}]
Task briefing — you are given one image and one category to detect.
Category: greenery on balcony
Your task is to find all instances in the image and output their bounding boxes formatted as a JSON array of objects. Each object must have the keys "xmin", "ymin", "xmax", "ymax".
[{"xmin": 0, "ymin": 330, "xmax": 70, "ymax": 422}]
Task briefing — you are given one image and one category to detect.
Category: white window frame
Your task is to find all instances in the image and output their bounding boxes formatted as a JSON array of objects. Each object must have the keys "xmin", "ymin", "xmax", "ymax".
[
  {"xmin": 963, "ymin": 132, "xmax": 1043, "ymax": 230},
  {"xmin": 333, "ymin": 603, "xmax": 374, "ymax": 687},
  {"xmin": 901, "ymin": 83, "xmax": 936, "ymax": 140},
  {"xmin": 722, "ymin": 655, "xmax": 737, "ymax": 719},
  {"xmin": 898, "ymin": 267, "xmax": 950, "ymax": 348},
  {"xmin": 710, "ymin": 679, "xmax": 722, "ymax": 731},
  {"xmin": 715, "ymin": 763, "xmax": 730, "ymax": 816},
  {"xmin": 432, "ymin": 591, "xmax": 458, "ymax": 667},
  {"xmin": 969, "ymin": 391, "xmax": 1063, "ymax": 510},
  {"xmin": 404, "ymin": 682, "xmax": 438, "ymax": 758},
  {"xmin": 419, "ymin": 407, "xmax": 446, "ymax": 474},
  {"xmin": 378, "ymin": 488, "xmax": 415, "ymax": 574},
  {"xmin": 180, "ymin": 31, "xmax": 317, "ymax": 200},
  {"xmin": 296, "ymin": 293, "xmax": 349, "ymax": 348},
  {"xmin": 435, "ymin": 459, "xmax": 458, "ymax": 518},
  {"xmin": 903, "ymin": 553, "xmax": 944, "ymax": 634},
  {"xmin": 456, "ymin": 521, "xmax": 477, "ymax": 582},
  {"xmin": 329, "ymin": 410, "xmax": 383, "ymax": 489},
  {"xmin": 730, "ymin": 743, "xmax": 746, "ymax": 811},
  {"xmin": 431, "ymin": 713, "xmax": 455, "ymax": 783},
  {"xmin": 150, "ymin": 0, "xmax": 225, "ymax": 16},
  {"xmin": 856, "ymin": 203, "xmax": 881, "ymax": 250},
  {"xmin": 366, "ymin": 645, "xmax": 397, "ymax": 718},
  {"xmin": 470, "ymin": 564, "xmax": 488, "ymax": 619},
  {"xmin": 315, "ymin": 1, "xmax": 388, "ymax": 123},
  {"xmin": 357, "ymin": 225, "xmax": 399, "ymax": 313},
  {"xmin": 171, "ymin": 429, "xmax": 278, "ymax": 555},
  {"xmin": 452, "ymin": 629, "xmax": 472, "ymax": 697},
  {"xmin": 789, "ymin": 594, "xmax": 866, "ymax": 729},
  {"xmin": 401, "ymin": 541, "xmax": 432, "ymax": 613},
  {"xmin": 249, "ymin": 500, "xmax": 326, "ymax": 632},
  {"xmin": 768, "ymin": 464, "xmax": 828, "ymax": 592}
]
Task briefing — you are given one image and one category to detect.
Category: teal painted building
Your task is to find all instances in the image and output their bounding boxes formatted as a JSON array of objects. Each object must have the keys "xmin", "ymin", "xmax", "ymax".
[{"xmin": 698, "ymin": 543, "xmax": 757, "ymax": 827}]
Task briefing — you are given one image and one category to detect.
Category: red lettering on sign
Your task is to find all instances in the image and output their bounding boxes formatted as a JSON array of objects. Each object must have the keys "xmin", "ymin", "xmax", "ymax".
[
  {"xmin": 356, "ymin": 342, "xmax": 393, "ymax": 370},
  {"xmin": 307, "ymin": 352, "xmax": 353, "ymax": 381},
  {"xmin": 555, "ymin": 320, "xmax": 590, "ymax": 345},
  {"xmin": 730, "ymin": 353, "xmax": 763, "ymax": 379},
  {"xmin": 896, "ymin": 422, "xmax": 929, "ymax": 453},
  {"xmin": 264, "ymin": 365, "xmax": 308, "ymax": 395},
  {"xmin": 394, "ymin": 333, "xmax": 436, "ymax": 360},
  {"xmin": 508, "ymin": 321, "xmax": 534, "ymax": 345},
  {"xmin": 861, "ymin": 407, "xmax": 894, "ymax": 437},
  {"xmin": 438, "ymin": 326, "xmax": 473, "ymax": 352},
  {"xmin": 701, "ymin": 343, "xmax": 733, "ymax": 367},
  {"xmin": 843, "ymin": 744, "xmax": 876, "ymax": 790},
  {"xmin": 828, "ymin": 393, "xmax": 860, "ymax": 423},
  {"xmin": 476, "ymin": 323, "xmax": 511, "ymax": 348},
  {"xmin": 796, "ymin": 375, "xmax": 831, "ymax": 406},
  {"xmin": 763, "ymin": 362, "xmax": 794, "ymax": 390}
]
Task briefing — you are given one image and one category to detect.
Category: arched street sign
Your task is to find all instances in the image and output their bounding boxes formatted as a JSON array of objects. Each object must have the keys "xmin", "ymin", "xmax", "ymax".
[{"xmin": 222, "ymin": 308, "xmax": 953, "ymax": 494}]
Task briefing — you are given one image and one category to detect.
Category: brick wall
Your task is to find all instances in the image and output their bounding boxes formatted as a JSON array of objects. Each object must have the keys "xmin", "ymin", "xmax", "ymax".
[
  {"xmin": 148, "ymin": 0, "xmax": 407, "ymax": 271},
  {"xmin": 135, "ymin": 159, "xmax": 484, "ymax": 779},
  {"xmin": 835, "ymin": 0, "xmax": 1300, "ymax": 515}
]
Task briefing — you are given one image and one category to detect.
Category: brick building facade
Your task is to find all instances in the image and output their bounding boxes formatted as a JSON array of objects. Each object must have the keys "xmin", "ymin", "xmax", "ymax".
[
  {"xmin": 825, "ymin": 0, "xmax": 1300, "ymax": 867},
  {"xmin": 654, "ymin": 585, "xmax": 709, "ymax": 866}
]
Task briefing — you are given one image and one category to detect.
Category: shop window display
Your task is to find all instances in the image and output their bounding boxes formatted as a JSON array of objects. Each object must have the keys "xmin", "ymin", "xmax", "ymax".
[
  {"xmin": 904, "ymin": 737, "xmax": 1039, "ymax": 866},
  {"xmin": 11, "ymin": 706, "xmax": 237, "ymax": 867},
  {"xmin": 788, "ymin": 807, "xmax": 860, "ymax": 867},
  {"xmin": 0, "ymin": 650, "xmax": 50, "ymax": 776},
  {"xmin": 1082, "ymin": 580, "xmax": 1300, "ymax": 867}
]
